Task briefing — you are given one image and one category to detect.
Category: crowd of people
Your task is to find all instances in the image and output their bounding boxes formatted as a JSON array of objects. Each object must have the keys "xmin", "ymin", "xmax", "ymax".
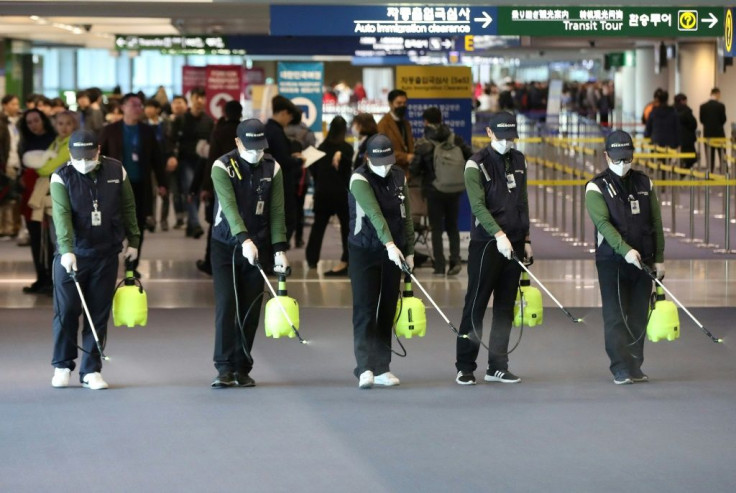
[{"xmin": 642, "ymin": 87, "xmax": 728, "ymax": 171}]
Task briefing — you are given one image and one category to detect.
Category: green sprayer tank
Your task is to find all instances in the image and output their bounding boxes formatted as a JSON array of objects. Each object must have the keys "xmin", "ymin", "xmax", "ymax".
[
  {"xmin": 112, "ymin": 270, "xmax": 148, "ymax": 327},
  {"xmin": 647, "ymin": 286, "xmax": 680, "ymax": 342},
  {"xmin": 513, "ymin": 272, "xmax": 543, "ymax": 327},
  {"xmin": 264, "ymin": 274, "xmax": 300, "ymax": 338},
  {"xmin": 394, "ymin": 276, "xmax": 427, "ymax": 339}
]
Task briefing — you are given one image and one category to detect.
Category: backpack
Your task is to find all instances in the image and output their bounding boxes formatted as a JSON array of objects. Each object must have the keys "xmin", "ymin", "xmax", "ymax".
[{"xmin": 431, "ymin": 134, "xmax": 466, "ymax": 193}]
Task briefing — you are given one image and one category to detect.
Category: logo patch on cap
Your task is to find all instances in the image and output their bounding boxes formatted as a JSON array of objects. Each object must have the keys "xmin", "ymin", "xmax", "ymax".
[
  {"xmin": 72, "ymin": 142, "xmax": 94, "ymax": 147},
  {"xmin": 245, "ymin": 132, "xmax": 264, "ymax": 138},
  {"xmin": 496, "ymin": 123, "xmax": 516, "ymax": 128},
  {"xmin": 609, "ymin": 143, "xmax": 631, "ymax": 148}
]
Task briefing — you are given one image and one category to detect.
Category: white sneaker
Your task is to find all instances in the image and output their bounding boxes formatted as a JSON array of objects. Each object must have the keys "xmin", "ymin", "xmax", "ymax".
[
  {"xmin": 358, "ymin": 370, "xmax": 374, "ymax": 389},
  {"xmin": 51, "ymin": 368, "xmax": 71, "ymax": 388},
  {"xmin": 374, "ymin": 372, "xmax": 400, "ymax": 387},
  {"xmin": 82, "ymin": 372, "xmax": 109, "ymax": 390}
]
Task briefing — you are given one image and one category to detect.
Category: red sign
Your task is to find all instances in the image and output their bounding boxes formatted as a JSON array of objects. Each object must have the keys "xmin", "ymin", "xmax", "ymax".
[
  {"xmin": 205, "ymin": 65, "xmax": 243, "ymax": 119},
  {"xmin": 182, "ymin": 66, "xmax": 206, "ymax": 104}
]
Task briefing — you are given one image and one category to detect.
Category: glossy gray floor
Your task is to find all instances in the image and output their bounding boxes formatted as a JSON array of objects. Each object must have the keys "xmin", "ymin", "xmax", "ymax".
[
  {"xmin": 1, "ymin": 307, "xmax": 735, "ymax": 492},
  {"xmin": 2, "ymin": 221, "xmax": 736, "ymax": 309}
]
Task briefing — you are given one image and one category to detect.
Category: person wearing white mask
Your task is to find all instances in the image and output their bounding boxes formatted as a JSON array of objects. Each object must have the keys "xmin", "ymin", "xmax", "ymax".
[
  {"xmin": 348, "ymin": 134, "xmax": 414, "ymax": 389},
  {"xmin": 49, "ymin": 129, "xmax": 140, "ymax": 390},
  {"xmin": 209, "ymin": 119, "xmax": 288, "ymax": 388},
  {"xmin": 586, "ymin": 130, "xmax": 665, "ymax": 385},
  {"xmin": 455, "ymin": 111, "xmax": 531, "ymax": 386}
]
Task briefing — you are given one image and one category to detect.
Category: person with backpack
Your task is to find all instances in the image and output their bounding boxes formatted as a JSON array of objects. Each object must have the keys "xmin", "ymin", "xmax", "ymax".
[
  {"xmin": 455, "ymin": 111, "xmax": 532, "ymax": 386},
  {"xmin": 410, "ymin": 107, "xmax": 472, "ymax": 276}
]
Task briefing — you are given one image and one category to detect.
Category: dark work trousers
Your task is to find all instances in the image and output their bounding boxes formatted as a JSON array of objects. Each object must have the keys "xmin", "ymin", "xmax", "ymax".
[
  {"xmin": 52, "ymin": 253, "xmax": 118, "ymax": 379},
  {"xmin": 349, "ymin": 244, "xmax": 402, "ymax": 377},
  {"xmin": 28, "ymin": 219, "xmax": 53, "ymax": 286},
  {"xmin": 706, "ymin": 145, "xmax": 724, "ymax": 173},
  {"xmin": 160, "ymin": 168, "xmax": 184, "ymax": 223},
  {"xmin": 596, "ymin": 258, "xmax": 652, "ymax": 377},
  {"xmin": 305, "ymin": 195, "xmax": 349, "ymax": 266},
  {"xmin": 178, "ymin": 157, "xmax": 201, "ymax": 229},
  {"xmin": 456, "ymin": 239, "xmax": 523, "ymax": 373},
  {"xmin": 283, "ymin": 171, "xmax": 298, "ymax": 246},
  {"xmin": 211, "ymin": 239, "xmax": 265, "ymax": 375},
  {"xmin": 426, "ymin": 190, "xmax": 461, "ymax": 272},
  {"xmin": 129, "ymin": 181, "xmax": 147, "ymax": 272},
  {"xmin": 201, "ymin": 200, "xmax": 214, "ymax": 267}
]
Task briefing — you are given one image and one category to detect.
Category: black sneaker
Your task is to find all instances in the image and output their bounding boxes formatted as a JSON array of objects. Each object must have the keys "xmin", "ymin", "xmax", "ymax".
[
  {"xmin": 235, "ymin": 373, "xmax": 256, "ymax": 387},
  {"xmin": 455, "ymin": 371, "xmax": 476, "ymax": 385},
  {"xmin": 174, "ymin": 219, "xmax": 185, "ymax": 230},
  {"xmin": 196, "ymin": 259, "xmax": 212, "ymax": 276},
  {"xmin": 211, "ymin": 371, "xmax": 237, "ymax": 388},
  {"xmin": 613, "ymin": 372, "xmax": 633, "ymax": 385},
  {"xmin": 631, "ymin": 370, "xmax": 649, "ymax": 383},
  {"xmin": 191, "ymin": 225, "xmax": 204, "ymax": 239},
  {"xmin": 447, "ymin": 264, "xmax": 462, "ymax": 276},
  {"xmin": 160, "ymin": 220, "xmax": 169, "ymax": 232},
  {"xmin": 484, "ymin": 369, "xmax": 521, "ymax": 383},
  {"xmin": 433, "ymin": 269, "xmax": 445, "ymax": 276}
]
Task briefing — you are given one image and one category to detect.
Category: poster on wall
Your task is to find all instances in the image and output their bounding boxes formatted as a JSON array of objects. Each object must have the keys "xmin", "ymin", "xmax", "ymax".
[
  {"xmin": 182, "ymin": 66, "xmax": 206, "ymax": 103},
  {"xmin": 396, "ymin": 65, "xmax": 473, "ymax": 143},
  {"xmin": 397, "ymin": 65, "xmax": 473, "ymax": 235},
  {"xmin": 205, "ymin": 65, "xmax": 243, "ymax": 120},
  {"xmin": 243, "ymin": 68, "xmax": 266, "ymax": 100},
  {"xmin": 277, "ymin": 62, "xmax": 324, "ymax": 133}
]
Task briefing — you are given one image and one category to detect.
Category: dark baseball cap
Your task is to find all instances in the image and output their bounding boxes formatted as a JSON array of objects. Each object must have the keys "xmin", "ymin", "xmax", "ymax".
[
  {"xmin": 68, "ymin": 130, "xmax": 99, "ymax": 160},
  {"xmin": 605, "ymin": 130, "xmax": 634, "ymax": 161},
  {"xmin": 366, "ymin": 134, "xmax": 395, "ymax": 167},
  {"xmin": 236, "ymin": 119, "xmax": 268, "ymax": 150},
  {"xmin": 488, "ymin": 111, "xmax": 519, "ymax": 140}
]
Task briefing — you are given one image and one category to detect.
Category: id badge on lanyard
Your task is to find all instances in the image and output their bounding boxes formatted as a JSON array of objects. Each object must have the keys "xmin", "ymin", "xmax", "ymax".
[
  {"xmin": 91, "ymin": 200, "xmax": 102, "ymax": 226},
  {"xmin": 398, "ymin": 190, "xmax": 406, "ymax": 218},
  {"xmin": 506, "ymin": 173, "xmax": 516, "ymax": 190},
  {"xmin": 629, "ymin": 195, "xmax": 640, "ymax": 215}
]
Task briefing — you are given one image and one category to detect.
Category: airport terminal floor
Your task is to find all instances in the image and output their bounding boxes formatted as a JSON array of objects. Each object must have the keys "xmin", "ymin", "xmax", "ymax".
[{"xmin": 2, "ymin": 203, "xmax": 736, "ymax": 492}]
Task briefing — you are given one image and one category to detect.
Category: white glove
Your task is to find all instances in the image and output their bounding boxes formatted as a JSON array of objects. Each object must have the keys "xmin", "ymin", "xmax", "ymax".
[
  {"xmin": 386, "ymin": 242, "xmax": 405, "ymax": 269},
  {"xmin": 523, "ymin": 242, "xmax": 534, "ymax": 265},
  {"xmin": 405, "ymin": 254, "xmax": 414, "ymax": 273},
  {"xmin": 624, "ymin": 249, "xmax": 642, "ymax": 269},
  {"xmin": 241, "ymin": 239, "xmax": 258, "ymax": 266},
  {"xmin": 274, "ymin": 251, "xmax": 289, "ymax": 274},
  {"xmin": 60, "ymin": 253, "xmax": 77, "ymax": 273},
  {"xmin": 124, "ymin": 246, "xmax": 138, "ymax": 263},
  {"xmin": 495, "ymin": 233, "xmax": 513, "ymax": 260},
  {"xmin": 655, "ymin": 262, "xmax": 665, "ymax": 280}
]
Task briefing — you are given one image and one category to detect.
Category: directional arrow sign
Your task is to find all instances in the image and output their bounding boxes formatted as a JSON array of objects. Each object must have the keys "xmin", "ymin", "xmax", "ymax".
[
  {"xmin": 474, "ymin": 11, "xmax": 493, "ymax": 29},
  {"xmin": 705, "ymin": 12, "xmax": 718, "ymax": 29}
]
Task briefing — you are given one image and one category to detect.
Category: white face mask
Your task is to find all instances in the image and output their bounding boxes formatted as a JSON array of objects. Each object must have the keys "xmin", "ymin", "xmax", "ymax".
[
  {"xmin": 491, "ymin": 139, "xmax": 513, "ymax": 155},
  {"xmin": 368, "ymin": 161, "xmax": 392, "ymax": 178},
  {"xmin": 240, "ymin": 148, "xmax": 264, "ymax": 164},
  {"xmin": 71, "ymin": 158, "xmax": 98, "ymax": 174},
  {"xmin": 608, "ymin": 159, "xmax": 632, "ymax": 177}
]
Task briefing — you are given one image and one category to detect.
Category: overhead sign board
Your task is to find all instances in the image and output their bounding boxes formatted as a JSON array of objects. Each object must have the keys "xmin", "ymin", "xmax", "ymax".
[
  {"xmin": 270, "ymin": 5, "xmax": 723, "ymax": 38},
  {"xmin": 270, "ymin": 6, "xmax": 498, "ymax": 36},
  {"xmin": 115, "ymin": 35, "xmax": 227, "ymax": 51},
  {"xmin": 495, "ymin": 7, "xmax": 723, "ymax": 36}
]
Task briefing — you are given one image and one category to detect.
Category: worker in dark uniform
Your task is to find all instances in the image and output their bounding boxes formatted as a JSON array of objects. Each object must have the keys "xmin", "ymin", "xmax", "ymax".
[
  {"xmin": 348, "ymin": 134, "xmax": 414, "ymax": 389},
  {"xmin": 585, "ymin": 130, "xmax": 665, "ymax": 385},
  {"xmin": 49, "ymin": 130, "xmax": 140, "ymax": 390},
  {"xmin": 210, "ymin": 119, "xmax": 288, "ymax": 388},
  {"xmin": 455, "ymin": 112, "xmax": 532, "ymax": 386}
]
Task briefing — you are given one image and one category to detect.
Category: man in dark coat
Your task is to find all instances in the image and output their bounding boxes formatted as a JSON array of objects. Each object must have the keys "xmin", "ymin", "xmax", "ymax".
[
  {"xmin": 699, "ymin": 87, "xmax": 727, "ymax": 172},
  {"xmin": 98, "ymin": 93, "xmax": 166, "ymax": 276},
  {"xmin": 645, "ymin": 90, "xmax": 680, "ymax": 150},
  {"xmin": 674, "ymin": 94, "xmax": 698, "ymax": 169},
  {"xmin": 264, "ymin": 95, "xmax": 304, "ymax": 247}
]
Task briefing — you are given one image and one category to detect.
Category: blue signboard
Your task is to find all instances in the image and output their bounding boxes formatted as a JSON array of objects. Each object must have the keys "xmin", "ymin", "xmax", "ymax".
[
  {"xmin": 271, "ymin": 5, "xmax": 498, "ymax": 37},
  {"xmin": 277, "ymin": 62, "xmax": 324, "ymax": 133},
  {"xmin": 406, "ymin": 99, "xmax": 474, "ymax": 144}
]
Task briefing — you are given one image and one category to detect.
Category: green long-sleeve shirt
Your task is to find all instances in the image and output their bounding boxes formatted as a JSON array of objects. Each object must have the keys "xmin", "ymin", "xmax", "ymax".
[
  {"xmin": 585, "ymin": 177, "xmax": 665, "ymax": 263},
  {"xmin": 211, "ymin": 158, "xmax": 287, "ymax": 247},
  {"xmin": 37, "ymin": 136, "xmax": 71, "ymax": 177},
  {"xmin": 464, "ymin": 157, "xmax": 530, "ymax": 239},
  {"xmin": 50, "ymin": 165, "xmax": 140, "ymax": 255},
  {"xmin": 349, "ymin": 172, "xmax": 415, "ymax": 254}
]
